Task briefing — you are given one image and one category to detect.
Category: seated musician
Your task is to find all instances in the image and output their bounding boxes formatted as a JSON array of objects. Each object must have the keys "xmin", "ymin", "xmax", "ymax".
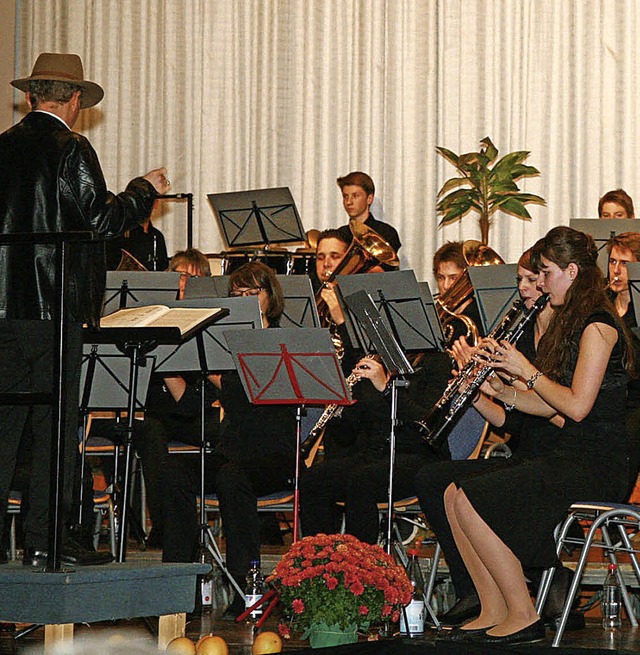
[
  {"xmin": 162, "ymin": 262, "xmax": 297, "ymax": 620},
  {"xmin": 606, "ymin": 232, "xmax": 640, "ymax": 495},
  {"xmin": 88, "ymin": 248, "xmax": 213, "ymax": 547},
  {"xmin": 300, "ymin": 348, "xmax": 452, "ymax": 543},
  {"xmin": 598, "ymin": 188, "xmax": 635, "ymax": 219},
  {"xmin": 336, "ymin": 171, "xmax": 401, "ymax": 258},
  {"xmin": 433, "ymin": 241, "xmax": 484, "ymax": 342}
]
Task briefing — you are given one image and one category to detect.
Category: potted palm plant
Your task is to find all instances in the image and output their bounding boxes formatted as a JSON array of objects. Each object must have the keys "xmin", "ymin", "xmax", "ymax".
[{"xmin": 436, "ymin": 136, "xmax": 545, "ymax": 244}]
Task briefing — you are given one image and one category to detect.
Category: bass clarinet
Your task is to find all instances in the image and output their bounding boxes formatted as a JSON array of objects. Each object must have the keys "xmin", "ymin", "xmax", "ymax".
[{"xmin": 413, "ymin": 293, "xmax": 549, "ymax": 449}]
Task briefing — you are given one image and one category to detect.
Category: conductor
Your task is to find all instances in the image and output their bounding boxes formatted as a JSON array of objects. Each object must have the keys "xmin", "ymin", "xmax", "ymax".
[{"xmin": 0, "ymin": 52, "xmax": 169, "ymax": 566}]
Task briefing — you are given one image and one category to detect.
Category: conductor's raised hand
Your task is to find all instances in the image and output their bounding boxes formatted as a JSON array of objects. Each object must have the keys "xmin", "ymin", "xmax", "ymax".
[{"xmin": 144, "ymin": 167, "xmax": 171, "ymax": 194}]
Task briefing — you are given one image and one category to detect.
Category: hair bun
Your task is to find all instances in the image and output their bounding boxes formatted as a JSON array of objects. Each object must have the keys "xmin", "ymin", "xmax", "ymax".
[{"xmin": 584, "ymin": 233, "xmax": 598, "ymax": 266}]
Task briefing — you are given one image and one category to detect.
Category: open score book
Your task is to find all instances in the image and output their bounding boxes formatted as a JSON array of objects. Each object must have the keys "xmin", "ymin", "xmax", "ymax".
[{"xmin": 100, "ymin": 305, "xmax": 223, "ymax": 335}]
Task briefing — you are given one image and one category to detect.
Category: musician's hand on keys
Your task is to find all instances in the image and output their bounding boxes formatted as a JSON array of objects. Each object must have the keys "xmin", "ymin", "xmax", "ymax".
[
  {"xmin": 450, "ymin": 335, "xmax": 476, "ymax": 371},
  {"xmin": 352, "ymin": 356, "xmax": 389, "ymax": 392},
  {"xmin": 320, "ymin": 284, "xmax": 345, "ymax": 325}
]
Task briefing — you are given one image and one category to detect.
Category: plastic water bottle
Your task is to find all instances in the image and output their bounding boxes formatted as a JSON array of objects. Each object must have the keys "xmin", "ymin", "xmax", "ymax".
[
  {"xmin": 199, "ymin": 546, "xmax": 214, "ymax": 614},
  {"xmin": 245, "ymin": 559, "xmax": 264, "ymax": 620},
  {"xmin": 602, "ymin": 563, "xmax": 622, "ymax": 629},
  {"xmin": 399, "ymin": 548, "xmax": 425, "ymax": 637}
]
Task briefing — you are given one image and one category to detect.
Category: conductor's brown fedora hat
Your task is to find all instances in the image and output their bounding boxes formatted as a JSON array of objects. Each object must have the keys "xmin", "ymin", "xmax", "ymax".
[{"xmin": 11, "ymin": 53, "xmax": 104, "ymax": 109}]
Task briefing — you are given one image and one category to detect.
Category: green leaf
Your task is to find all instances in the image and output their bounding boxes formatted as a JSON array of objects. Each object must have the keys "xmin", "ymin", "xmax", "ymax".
[
  {"xmin": 436, "ymin": 146, "xmax": 461, "ymax": 168},
  {"xmin": 439, "ymin": 201, "xmax": 474, "ymax": 224},
  {"xmin": 479, "ymin": 136, "xmax": 498, "ymax": 162},
  {"xmin": 437, "ymin": 176, "xmax": 470, "ymax": 197},
  {"xmin": 495, "ymin": 197, "xmax": 534, "ymax": 219},
  {"xmin": 509, "ymin": 163, "xmax": 540, "ymax": 179},
  {"xmin": 437, "ymin": 188, "xmax": 479, "ymax": 211}
]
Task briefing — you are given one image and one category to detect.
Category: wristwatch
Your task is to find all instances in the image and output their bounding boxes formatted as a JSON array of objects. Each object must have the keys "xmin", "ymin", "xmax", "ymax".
[{"xmin": 526, "ymin": 370, "xmax": 544, "ymax": 389}]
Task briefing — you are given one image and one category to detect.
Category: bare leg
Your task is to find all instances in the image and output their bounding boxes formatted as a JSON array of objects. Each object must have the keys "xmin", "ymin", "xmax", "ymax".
[
  {"xmin": 452, "ymin": 486, "xmax": 539, "ymax": 636},
  {"xmin": 444, "ymin": 483, "xmax": 507, "ymax": 630}
]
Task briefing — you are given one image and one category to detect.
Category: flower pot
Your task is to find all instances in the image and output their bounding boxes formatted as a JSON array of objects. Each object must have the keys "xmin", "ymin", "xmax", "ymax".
[{"xmin": 308, "ymin": 622, "xmax": 358, "ymax": 649}]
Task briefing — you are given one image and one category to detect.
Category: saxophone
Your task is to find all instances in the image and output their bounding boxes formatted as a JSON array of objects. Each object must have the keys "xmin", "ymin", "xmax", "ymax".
[{"xmin": 414, "ymin": 293, "xmax": 549, "ymax": 449}]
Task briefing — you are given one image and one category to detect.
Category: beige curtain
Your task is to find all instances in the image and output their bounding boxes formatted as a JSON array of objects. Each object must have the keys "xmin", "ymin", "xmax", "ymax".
[{"xmin": 13, "ymin": 0, "xmax": 640, "ymax": 284}]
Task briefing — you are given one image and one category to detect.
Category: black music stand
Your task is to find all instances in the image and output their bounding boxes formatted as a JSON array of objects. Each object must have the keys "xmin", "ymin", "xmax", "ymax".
[
  {"xmin": 417, "ymin": 281, "xmax": 446, "ymax": 351},
  {"xmin": 152, "ymin": 297, "xmax": 263, "ymax": 374},
  {"xmin": 338, "ymin": 271, "xmax": 443, "ymax": 352},
  {"xmin": 276, "ymin": 275, "xmax": 321, "ymax": 328},
  {"xmin": 342, "ymin": 289, "xmax": 435, "ymax": 628},
  {"xmin": 184, "ymin": 276, "xmax": 231, "ymax": 299},
  {"xmin": 85, "ymin": 308, "xmax": 228, "ymax": 561},
  {"xmin": 103, "ymin": 271, "xmax": 182, "ymax": 315},
  {"xmin": 341, "ymin": 289, "xmax": 414, "ymax": 552},
  {"xmin": 570, "ymin": 218, "xmax": 639, "ymax": 274},
  {"xmin": 208, "ymin": 187, "xmax": 305, "ymax": 249},
  {"xmin": 467, "ymin": 263, "xmax": 518, "ymax": 335},
  {"xmin": 223, "ymin": 328, "xmax": 353, "ymax": 541},
  {"xmin": 152, "ymin": 300, "xmax": 260, "ymax": 599},
  {"xmin": 77, "ymin": 343, "xmax": 155, "ymax": 547}
]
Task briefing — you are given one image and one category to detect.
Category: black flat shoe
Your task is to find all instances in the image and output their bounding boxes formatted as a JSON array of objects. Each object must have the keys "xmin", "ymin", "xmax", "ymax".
[
  {"xmin": 478, "ymin": 619, "xmax": 546, "ymax": 645},
  {"xmin": 438, "ymin": 592, "xmax": 481, "ymax": 626},
  {"xmin": 438, "ymin": 625, "xmax": 495, "ymax": 642}
]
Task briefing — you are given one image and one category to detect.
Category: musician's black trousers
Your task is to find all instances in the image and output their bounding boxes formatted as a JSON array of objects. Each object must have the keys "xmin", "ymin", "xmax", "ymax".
[
  {"xmin": 162, "ymin": 451, "xmax": 293, "ymax": 587},
  {"xmin": 299, "ymin": 453, "xmax": 427, "ymax": 544},
  {"xmin": 0, "ymin": 320, "xmax": 83, "ymax": 550}
]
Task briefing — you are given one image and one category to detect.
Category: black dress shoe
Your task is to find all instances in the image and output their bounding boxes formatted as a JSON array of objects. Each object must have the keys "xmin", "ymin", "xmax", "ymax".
[
  {"xmin": 478, "ymin": 619, "xmax": 546, "ymax": 645},
  {"xmin": 545, "ymin": 610, "xmax": 586, "ymax": 632},
  {"xmin": 438, "ymin": 592, "xmax": 481, "ymax": 626},
  {"xmin": 23, "ymin": 542, "xmax": 113, "ymax": 567}
]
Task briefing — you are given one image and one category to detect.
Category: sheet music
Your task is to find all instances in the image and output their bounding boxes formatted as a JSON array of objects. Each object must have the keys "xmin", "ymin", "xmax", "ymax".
[{"xmin": 100, "ymin": 305, "xmax": 222, "ymax": 334}]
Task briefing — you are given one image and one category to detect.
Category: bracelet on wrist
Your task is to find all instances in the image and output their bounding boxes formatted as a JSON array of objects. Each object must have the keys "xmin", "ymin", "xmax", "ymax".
[
  {"xmin": 504, "ymin": 387, "xmax": 517, "ymax": 412},
  {"xmin": 525, "ymin": 370, "xmax": 544, "ymax": 390}
]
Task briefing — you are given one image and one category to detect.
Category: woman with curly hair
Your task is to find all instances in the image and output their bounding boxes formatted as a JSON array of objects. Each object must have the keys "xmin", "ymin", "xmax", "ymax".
[{"xmin": 444, "ymin": 226, "xmax": 635, "ymax": 645}]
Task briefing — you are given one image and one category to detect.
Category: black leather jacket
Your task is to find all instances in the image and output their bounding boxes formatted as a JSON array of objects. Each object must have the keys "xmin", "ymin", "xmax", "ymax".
[{"xmin": 0, "ymin": 111, "xmax": 157, "ymax": 325}]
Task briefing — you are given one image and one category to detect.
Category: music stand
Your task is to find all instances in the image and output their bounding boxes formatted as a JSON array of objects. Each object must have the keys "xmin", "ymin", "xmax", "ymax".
[
  {"xmin": 208, "ymin": 187, "xmax": 305, "ymax": 248},
  {"xmin": 338, "ymin": 271, "xmax": 444, "ymax": 352},
  {"xmin": 276, "ymin": 275, "xmax": 321, "ymax": 328},
  {"xmin": 625, "ymin": 262, "xmax": 640, "ymax": 336},
  {"xmin": 184, "ymin": 276, "xmax": 231, "ymax": 299},
  {"xmin": 85, "ymin": 308, "xmax": 228, "ymax": 561},
  {"xmin": 467, "ymin": 264, "xmax": 518, "ymax": 335},
  {"xmin": 223, "ymin": 328, "xmax": 352, "ymax": 541},
  {"xmin": 152, "ymin": 300, "xmax": 260, "ymax": 599},
  {"xmin": 152, "ymin": 297, "xmax": 263, "ymax": 374},
  {"xmin": 417, "ymin": 281, "xmax": 446, "ymax": 352},
  {"xmin": 570, "ymin": 219, "xmax": 639, "ymax": 274},
  {"xmin": 342, "ymin": 289, "xmax": 414, "ymax": 549},
  {"xmin": 103, "ymin": 271, "xmax": 182, "ymax": 315},
  {"xmin": 77, "ymin": 344, "xmax": 154, "ymax": 549}
]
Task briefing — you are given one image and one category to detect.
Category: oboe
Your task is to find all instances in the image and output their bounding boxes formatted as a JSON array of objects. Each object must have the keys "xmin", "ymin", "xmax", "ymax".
[{"xmin": 413, "ymin": 293, "xmax": 549, "ymax": 449}]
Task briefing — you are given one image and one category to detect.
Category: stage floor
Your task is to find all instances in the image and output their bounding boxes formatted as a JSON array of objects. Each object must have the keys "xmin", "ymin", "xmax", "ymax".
[{"xmin": 0, "ymin": 541, "xmax": 638, "ymax": 653}]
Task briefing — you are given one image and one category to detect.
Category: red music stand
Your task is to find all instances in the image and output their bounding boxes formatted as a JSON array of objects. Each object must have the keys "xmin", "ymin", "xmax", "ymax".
[{"xmin": 223, "ymin": 328, "xmax": 353, "ymax": 541}]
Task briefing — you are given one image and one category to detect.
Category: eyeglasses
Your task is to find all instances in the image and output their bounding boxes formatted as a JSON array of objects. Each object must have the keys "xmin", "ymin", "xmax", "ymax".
[{"xmin": 230, "ymin": 287, "xmax": 265, "ymax": 298}]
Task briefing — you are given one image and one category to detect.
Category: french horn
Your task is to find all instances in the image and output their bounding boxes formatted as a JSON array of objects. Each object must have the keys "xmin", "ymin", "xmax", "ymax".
[{"xmin": 436, "ymin": 240, "xmax": 504, "ymax": 347}]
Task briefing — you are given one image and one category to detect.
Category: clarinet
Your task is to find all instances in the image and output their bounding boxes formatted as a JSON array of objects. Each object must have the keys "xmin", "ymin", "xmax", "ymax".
[{"xmin": 413, "ymin": 293, "xmax": 549, "ymax": 450}]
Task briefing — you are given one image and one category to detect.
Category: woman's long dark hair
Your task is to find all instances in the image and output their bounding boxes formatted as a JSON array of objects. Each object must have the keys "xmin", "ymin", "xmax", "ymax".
[
  {"xmin": 228, "ymin": 261, "xmax": 285, "ymax": 325},
  {"xmin": 531, "ymin": 226, "xmax": 635, "ymax": 380}
]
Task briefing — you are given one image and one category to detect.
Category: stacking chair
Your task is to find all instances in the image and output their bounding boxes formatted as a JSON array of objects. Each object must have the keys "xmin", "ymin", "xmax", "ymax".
[{"xmin": 536, "ymin": 501, "xmax": 640, "ymax": 647}]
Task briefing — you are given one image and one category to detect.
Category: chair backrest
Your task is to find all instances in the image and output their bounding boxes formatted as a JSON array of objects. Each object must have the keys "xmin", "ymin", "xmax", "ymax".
[{"xmin": 447, "ymin": 406, "xmax": 488, "ymax": 460}]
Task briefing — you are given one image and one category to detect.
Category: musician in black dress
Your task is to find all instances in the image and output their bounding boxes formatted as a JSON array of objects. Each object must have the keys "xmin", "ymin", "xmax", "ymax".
[
  {"xmin": 442, "ymin": 227, "xmax": 634, "ymax": 645},
  {"xmin": 162, "ymin": 262, "xmax": 296, "ymax": 619},
  {"xmin": 414, "ymin": 245, "xmax": 559, "ymax": 627}
]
